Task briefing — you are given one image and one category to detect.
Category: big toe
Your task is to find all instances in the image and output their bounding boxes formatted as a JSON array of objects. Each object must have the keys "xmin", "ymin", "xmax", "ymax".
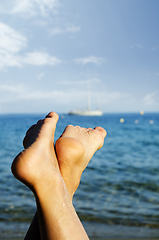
[{"xmin": 41, "ymin": 111, "xmax": 59, "ymax": 140}]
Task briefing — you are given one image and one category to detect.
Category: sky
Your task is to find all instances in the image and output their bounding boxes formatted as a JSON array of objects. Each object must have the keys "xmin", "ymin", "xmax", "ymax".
[{"xmin": 0, "ymin": 0, "xmax": 159, "ymax": 114}]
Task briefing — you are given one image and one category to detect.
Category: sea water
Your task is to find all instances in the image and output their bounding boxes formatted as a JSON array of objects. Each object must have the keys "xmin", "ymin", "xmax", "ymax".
[{"xmin": 0, "ymin": 113, "xmax": 159, "ymax": 239}]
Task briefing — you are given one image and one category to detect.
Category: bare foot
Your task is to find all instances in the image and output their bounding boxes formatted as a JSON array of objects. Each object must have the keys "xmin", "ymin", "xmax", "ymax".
[
  {"xmin": 11, "ymin": 112, "xmax": 62, "ymax": 194},
  {"xmin": 55, "ymin": 125, "xmax": 106, "ymax": 198},
  {"xmin": 12, "ymin": 112, "xmax": 92, "ymax": 240},
  {"xmin": 18, "ymin": 113, "xmax": 106, "ymax": 199}
]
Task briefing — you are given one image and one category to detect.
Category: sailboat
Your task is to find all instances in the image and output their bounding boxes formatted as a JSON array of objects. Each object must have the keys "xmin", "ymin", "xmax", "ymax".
[
  {"xmin": 68, "ymin": 85, "xmax": 103, "ymax": 116},
  {"xmin": 68, "ymin": 108, "xmax": 103, "ymax": 116}
]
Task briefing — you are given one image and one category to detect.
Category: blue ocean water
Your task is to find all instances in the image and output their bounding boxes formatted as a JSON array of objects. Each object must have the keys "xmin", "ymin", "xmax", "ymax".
[{"xmin": 0, "ymin": 113, "xmax": 159, "ymax": 239}]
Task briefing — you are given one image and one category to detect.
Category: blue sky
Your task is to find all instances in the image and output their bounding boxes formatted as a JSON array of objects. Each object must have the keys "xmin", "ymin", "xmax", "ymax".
[{"xmin": 0, "ymin": 0, "xmax": 159, "ymax": 114}]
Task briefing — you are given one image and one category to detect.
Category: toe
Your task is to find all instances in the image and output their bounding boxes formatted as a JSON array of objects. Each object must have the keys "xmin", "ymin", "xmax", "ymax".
[
  {"xmin": 41, "ymin": 112, "xmax": 59, "ymax": 141},
  {"xmin": 94, "ymin": 127, "xmax": 107, "ymax": 138},
  {"xmin": 45, "ymin": 111, "xmax": 59, "ymax": 120}
]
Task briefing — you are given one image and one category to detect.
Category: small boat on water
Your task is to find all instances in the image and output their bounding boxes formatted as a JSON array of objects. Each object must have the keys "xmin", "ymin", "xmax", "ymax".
[
  {"xmin": 68, "ymin": 83, "xmax": 103, "ymax": 116},
  {"xmin": 68, "ymin": 109, "xmax": 103, "ymax": 116}
]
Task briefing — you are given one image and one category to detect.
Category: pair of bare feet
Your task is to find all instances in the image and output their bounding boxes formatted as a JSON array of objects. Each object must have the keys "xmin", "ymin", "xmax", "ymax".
[{"xmin": 11, "ymin": 112, "xmax": 106, "ymax": 240}]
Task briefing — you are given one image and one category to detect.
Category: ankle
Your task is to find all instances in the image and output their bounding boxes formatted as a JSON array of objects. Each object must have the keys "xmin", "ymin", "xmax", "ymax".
[{"xmin": 34, "ymin": 172, "xmax": 72, "ymax": 204}]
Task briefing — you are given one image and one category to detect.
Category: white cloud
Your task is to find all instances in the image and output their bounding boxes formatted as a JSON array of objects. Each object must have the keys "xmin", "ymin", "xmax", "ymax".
[
  {"xmin": 143, "ymin": 92, "xmax": 158, "ymax": 105},
  {"xmin": 0, "ymin": 50, "xmax": 21, "ymax": 68},
  {"xmin": 0, "ymin": 0, "xmax": 59, "ymax": 18},
  {"xmin": 0, "ymin": 22, "xmax": 27, "ymax": 54},
  {"xmin": 3, "ymin": 87, "xmax": 128, "ymax": 104},
  {"xmin": 75, "ymin": 56, "xmax": 105, "ymax": 65},
  {"xmin": 35, "ymin": 0, "xmax": 59, "ymax": 16},
  {"xmin": 2, "ymin": 84, "xmax": 155, "ymax": 114},
  {"xmin": 0, "ymin": 83, "xmax": 65, "ymax": 103},
  {"xmin": 11, "ymin": 0, "xmax": 34, "ymax": 16},
  {"xmin": 0, "ymin": 84, "xmax": 24, "ymax": 93},
  {"xmin": 0, "ymin": 22, "xmax": 24, "ymax": 68},
  {"xmin": 50, "ymin": 25, "xmax": 80, "ymax": 35},
  {"xmin": 20, "ymin": 51, "xmax": 61, "ymax": 66},
  {"xmin": 0, "ymin": 51, "xmax": 61, "ymax": 69},
  {"xmin": 0, "ymin": 22, "xmax": 61, "ymax": 69}
]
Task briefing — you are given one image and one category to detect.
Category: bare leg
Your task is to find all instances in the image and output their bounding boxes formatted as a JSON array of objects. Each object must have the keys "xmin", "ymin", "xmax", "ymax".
[{"xmin": 12, "ymin": 112, "xmax": 106, "ymax": 240}]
